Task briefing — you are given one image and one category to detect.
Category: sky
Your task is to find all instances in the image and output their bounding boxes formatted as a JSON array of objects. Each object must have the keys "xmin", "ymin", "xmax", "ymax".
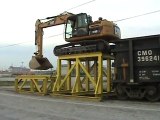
[{"xmin": 0, "ymin": 0, "xmax": 160, "ymax": 70}]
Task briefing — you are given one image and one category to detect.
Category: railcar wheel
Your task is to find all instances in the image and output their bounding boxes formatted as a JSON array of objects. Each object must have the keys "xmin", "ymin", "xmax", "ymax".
[
  {"xmin": 116, "ymin": 84, "xmax": 128, "ymax": 100},
  {"xmin": 145, "ymin": 86, "xmax": 160, "ymax": 102}
]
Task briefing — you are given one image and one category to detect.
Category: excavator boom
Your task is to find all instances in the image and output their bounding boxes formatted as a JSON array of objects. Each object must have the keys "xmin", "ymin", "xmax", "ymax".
[{"xmin": 29, "ymin": 12, "xmax": 74, "ymax": 70}]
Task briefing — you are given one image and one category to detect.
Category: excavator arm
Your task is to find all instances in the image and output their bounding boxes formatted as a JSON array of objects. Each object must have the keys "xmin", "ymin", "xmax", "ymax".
[{"xmin": 29, "ymin": 12, "xmax": 74, "ymax": 70}]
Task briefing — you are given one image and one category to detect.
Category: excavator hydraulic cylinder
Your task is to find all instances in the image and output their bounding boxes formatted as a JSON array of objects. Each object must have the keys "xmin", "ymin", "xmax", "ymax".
[{"xmin": 29, "ymin": 56, "xmax": 53, "ymax": 70}]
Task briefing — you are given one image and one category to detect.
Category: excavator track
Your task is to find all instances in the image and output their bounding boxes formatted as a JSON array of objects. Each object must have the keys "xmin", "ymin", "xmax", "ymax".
[{"xmin": 54, "ymin": 40, "xmax": 111, "ymax": 56}]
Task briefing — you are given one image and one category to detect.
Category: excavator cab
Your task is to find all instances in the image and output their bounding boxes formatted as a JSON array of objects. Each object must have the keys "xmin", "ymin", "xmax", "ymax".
[{"xmin": 65, "ymin": 13, "xmax": 90, "ymax": 41}]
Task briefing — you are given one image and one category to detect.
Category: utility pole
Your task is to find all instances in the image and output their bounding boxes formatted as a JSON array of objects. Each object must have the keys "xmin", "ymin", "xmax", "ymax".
[{"xmin": 21, "ymin": 62, "xmax": 24, "ymax": 67}]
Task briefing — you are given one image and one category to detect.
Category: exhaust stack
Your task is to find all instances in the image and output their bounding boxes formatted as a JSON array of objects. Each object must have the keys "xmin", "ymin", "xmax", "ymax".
[{"xmin": 29, "ymin": 56, "xmax": 53, "ymax": 70}]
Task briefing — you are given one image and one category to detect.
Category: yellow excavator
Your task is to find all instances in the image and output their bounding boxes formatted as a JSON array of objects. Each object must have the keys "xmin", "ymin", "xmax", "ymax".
[{"xmin": 29, "ymin": 12, "xmax": 121, "ymax": 70}]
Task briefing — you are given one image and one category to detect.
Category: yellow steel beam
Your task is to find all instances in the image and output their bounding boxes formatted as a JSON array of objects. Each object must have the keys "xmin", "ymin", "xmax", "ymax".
[
  {"xmin": 19, "ymin": 79, "xmax": 27, "ymax": 90},
  {"xmin": 30, "ymin": 79, "xmax": 34, "ymax": 92},
  {"xmin": 72, "ymin": 58, "xmax": 81, "ymax": 93},
  {"xmin": 42, "ymin": 79, "xmax": 47, "ymax": 94},
  {"xmin": 94, "ymin": 60, "xmax": 98, "ymax": 83},
  {"xmin": 59, "ymin": 63, "xmax": 76, "ymax": 89},
  {"xmin": 58, "ymin": 52, "xmax": 103, "ymax": 60},
  {"xmin": 15, "ymin": 78, "xmax": 19, "ymax": 92},
  {"xmin": 47, "ymin": 78, "xmax": 55, "ymax": 91},
  {"xmin": 85, "ymin": 60, "xmax": 90, "ymax": 91},
  {"xmin": 78, "ymin": 59, "xmax": 96, "ymax": 88},
  {"xmin": 107, "ymin": 58, "xmax": 111, "ymax": 92},
  {"xmin": 32, "ymin": 79, "xmax": 41, "ymax": 93},
  {"xmin": 53, "ymin": 59, "xmax": 61, "ymax": 91},
  {"xmin": 95, "ymin": 54, "xmax": 103, "ymax": 94},
  {"xmin": 16, "ymin": 75, "xmax": 50, "ymax": 79},
  {"xmin": 67, "ymin": 60, "xmax": 71, "ymax": 90},
  {"xmin": 81, "ymin": 62, "xmax": 95, "ymax": 84}
]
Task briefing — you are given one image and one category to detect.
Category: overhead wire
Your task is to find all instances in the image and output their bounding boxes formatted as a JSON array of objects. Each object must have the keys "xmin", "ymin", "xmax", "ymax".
[
  {"xmin": 66, "ymin": 0, "xmax": 96, "ymax": 11},
  {"xmin": 44, "ymin": 33, "xmax": 64, "ymax": 39},
  {"xmin": 0, "ymin": 41, "xmax": 32, "ymax": 49},
  {"xmin": 0, "ymin": 32, "xmax": 64, "ymax": 49},
  {"xmin": 114, "ymin": 9, "xmax": 160, "ymax": 22},
  {"xmin": 1, "ymin": 3, "xmax": 160, "ymax": 49},
  {"xmin": 0, "ymin": 0, "xmax": 96, "ymax": 49}
]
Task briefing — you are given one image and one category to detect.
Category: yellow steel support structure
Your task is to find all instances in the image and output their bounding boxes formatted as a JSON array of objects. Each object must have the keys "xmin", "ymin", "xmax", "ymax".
[
  {"xmin": 53, "ymin": 52, "xmax": 114, "ymax": 99},
  {"xmin": 15, "ymin": 75, "xmax": 56, "ymax": 95}
]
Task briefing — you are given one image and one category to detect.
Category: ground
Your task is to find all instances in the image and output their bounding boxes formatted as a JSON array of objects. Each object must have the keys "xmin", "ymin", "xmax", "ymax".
[{"xmin": 0, "ymin": 87, "xmax": 160, "ymax": 120}]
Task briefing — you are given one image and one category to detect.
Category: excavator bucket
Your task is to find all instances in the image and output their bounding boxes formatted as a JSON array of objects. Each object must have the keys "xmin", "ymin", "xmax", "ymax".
[{"xmin": 29, "ymin": 56, "xmax": 53, "ymax": 70}]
